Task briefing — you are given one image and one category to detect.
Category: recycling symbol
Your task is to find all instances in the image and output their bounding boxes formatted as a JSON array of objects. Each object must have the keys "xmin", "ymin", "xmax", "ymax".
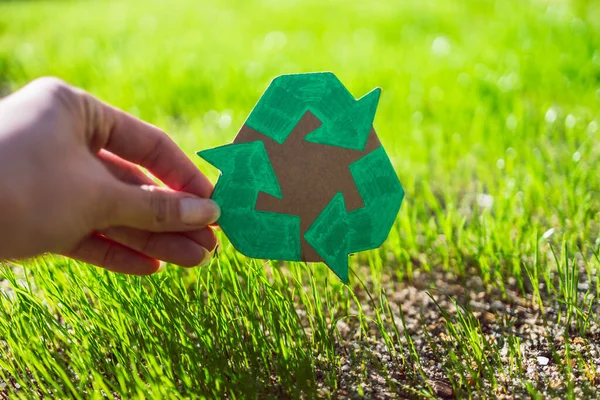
[{"xmin": 198, "ymin": 72, "xmax": 404, "ymax": 283}]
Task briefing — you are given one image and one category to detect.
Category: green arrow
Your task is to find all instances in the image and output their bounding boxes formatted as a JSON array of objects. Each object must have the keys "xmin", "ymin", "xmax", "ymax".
[
  {"xmin": 198, "ymin": 72, "xmax": 403, "ymax": 284},
  {"xmin": 198, "ymin": 141, "xmax": 302, "ymax": 261},
  {"xmin": 245, "ymin": 72, "xmax": 381, "ymax": 151},
  {"xmin": 304, "ymin": 147, "xmax": 404, "ymax": 283},
  {"xmin": 347, "ymin": 146, "xmax": 404, "ymax": 251},
  {"xmin": 304, "ymin": 192, "xmax": 351, "ymax": 283}
]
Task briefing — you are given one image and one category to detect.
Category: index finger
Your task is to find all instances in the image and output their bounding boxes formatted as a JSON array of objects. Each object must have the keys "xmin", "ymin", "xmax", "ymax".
[{"xmin": 82, "ymin": 92, "xmax": 213, "ymax": 198}]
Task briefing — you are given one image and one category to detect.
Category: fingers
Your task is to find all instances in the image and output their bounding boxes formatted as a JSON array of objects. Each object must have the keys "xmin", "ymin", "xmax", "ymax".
[
  {"xmin": 106, "ymin": 182, "xmax": 220, "ymax": 232},
  {"xmin": 65, "ymin": 234, "xmax": 161, "ymax": 275},
  {"xmin": 182, "ymin": 228, "xmax": 219, "ymax": 253},
  {"xmin": 100, "ymin": 227, "xmax": 216, "ymax": 267},
  {"xmin": 97, "ymin": 149, "xmax": 156, "ymax": 186},
  {"xmin": 79, "ymin": 91, "xmax": 214, "ymax": 198},
  {"xmin": 97, "ymin": 151, "xmax": 219, "ymax": 267}
]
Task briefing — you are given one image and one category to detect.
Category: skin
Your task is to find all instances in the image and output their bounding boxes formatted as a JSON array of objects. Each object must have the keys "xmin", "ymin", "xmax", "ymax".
[{"xmin": 0, "ymin": 77, "xmax": 221, "ymax": 275}]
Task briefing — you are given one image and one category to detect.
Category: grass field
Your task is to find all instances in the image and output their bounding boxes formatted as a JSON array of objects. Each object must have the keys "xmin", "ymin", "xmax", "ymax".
[{"xmin": 1, "ymin": 0, "xmax": 600, "ymax": 398}]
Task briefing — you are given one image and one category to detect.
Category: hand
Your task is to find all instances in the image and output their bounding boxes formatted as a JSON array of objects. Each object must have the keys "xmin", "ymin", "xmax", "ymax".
[{"xmin": 0, "ymin": 77, "xmax": 220, "ymax": 275}]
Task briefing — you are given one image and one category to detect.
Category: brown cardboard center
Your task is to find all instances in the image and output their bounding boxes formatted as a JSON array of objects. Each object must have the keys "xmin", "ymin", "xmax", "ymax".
[{"xmin": 233, "ymin": 111, "xmax": 381, "ymax": 262}]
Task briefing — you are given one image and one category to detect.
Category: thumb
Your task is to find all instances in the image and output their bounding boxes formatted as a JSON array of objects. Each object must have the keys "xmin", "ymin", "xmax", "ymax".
[{"xmin": 106, "ymin": 183, "xmax": 221, "ymax": 232}]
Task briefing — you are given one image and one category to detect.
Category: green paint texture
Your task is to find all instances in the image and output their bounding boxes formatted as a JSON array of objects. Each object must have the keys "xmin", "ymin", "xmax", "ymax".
[
  {"xmin": 198, "ymin": 141, "xmax": 302, "ymax": 261},
  {"xmin": 305, "ymin": 147, "xmax": 404, "ymax": 282},
  {"xmin": 198, "ymin": 72, "xmax": 404, "ymax": 283},
  {"xmin": 304, "ymin": 192, "xmax": 351, "ymax": 282},
  {"xmin": 246, "ymin": 72, "xmax": 381, "ymax": 151}
]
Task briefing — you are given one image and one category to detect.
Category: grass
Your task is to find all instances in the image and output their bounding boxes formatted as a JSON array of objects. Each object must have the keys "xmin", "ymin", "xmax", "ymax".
[{"xmin": 0, "ymin": 0, "xmax": 599, "ymax": 397}]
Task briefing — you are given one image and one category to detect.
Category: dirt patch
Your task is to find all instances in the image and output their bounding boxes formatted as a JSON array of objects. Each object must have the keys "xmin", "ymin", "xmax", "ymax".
[{"xmin": 313, "ymin": 267, "xmax": 600, "ymax": 399}]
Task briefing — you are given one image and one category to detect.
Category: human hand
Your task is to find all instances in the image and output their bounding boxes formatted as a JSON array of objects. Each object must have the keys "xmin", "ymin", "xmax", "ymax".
[{"xmin": 0, "ymin": 77, "xmax": 220, "ymax": 274}]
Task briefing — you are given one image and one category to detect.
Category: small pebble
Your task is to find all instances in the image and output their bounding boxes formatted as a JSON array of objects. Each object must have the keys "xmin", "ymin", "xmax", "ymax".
[
  {"xmin": 491, "ymin": 300, "xmax": 506, "ymax": 311},
  {"xmin": 537, "ymin": 356, "xmax": 550, "ymax": 366},
  {"xmin": 336, "ymin": 320, "xmax": 350, "ymax": 336}
]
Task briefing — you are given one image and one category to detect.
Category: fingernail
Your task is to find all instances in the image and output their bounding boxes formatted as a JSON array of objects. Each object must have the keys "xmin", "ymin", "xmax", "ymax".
[
  {"xmin": 156, "ymin": 261, "xmax": 167, "ymax": 273},
  {"xmin": 180, "ymin": 198, "xmax": 221, "ymax": 225},
  {"xmin": 198, "ymin": 247, "xmax": 213, "ymax": 267}
]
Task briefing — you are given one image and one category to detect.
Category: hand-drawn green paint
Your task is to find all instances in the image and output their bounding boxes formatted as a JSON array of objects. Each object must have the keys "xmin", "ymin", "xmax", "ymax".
[
  {"xmin": 303, "ymin": 147, "xmax": 404, "ymax": 283},
  {"xmin": 198, "ymin": 141, "xmax": 302, "ymax": 261},
  {"xmin": 198, "ymin": 72, "xmax": 404, "ymax": 284},
  {"xmin": 346, "ymin": 146, "xmax": 405, "ymax": 251},
  {"xmin": 245, "ymin": 72, "xmax": 381, "ymax": 151},
  {"xmin": 304, "ymin": 192, "xmax": 351, "ymax": 283}
]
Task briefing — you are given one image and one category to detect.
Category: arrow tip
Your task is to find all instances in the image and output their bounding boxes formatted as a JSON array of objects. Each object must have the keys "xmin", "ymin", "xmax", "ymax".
[
  {"xmin": 304, "ymin": 192, "xmax": 350, "ymax": 284},
  {"xmin": 355, "ymin": 86, "xmax": 381, "ymax": 126},
  {"xmin": 197, "ymin": 145, "xmax": 230, "ymax": 169},
  {"xmin": 198, "ymin": 142, "xmax": 283, "ymax": 199},
  {"xmin": 304, "ymin": 86, "xmax": 381, "ymax": 151}
]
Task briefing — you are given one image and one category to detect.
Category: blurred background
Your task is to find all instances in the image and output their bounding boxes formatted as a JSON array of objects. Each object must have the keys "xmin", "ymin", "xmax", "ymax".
[
  {"xmin": 1, "ymin": 0, "xmax": 598, "ymax": 199},
  {"xmin": 1, "ymin": 0, "xmax": 600, "ymax": 397},
  {"xmin": 2, "ymin": 0, "xmax": 597, "ymax": 254}
]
